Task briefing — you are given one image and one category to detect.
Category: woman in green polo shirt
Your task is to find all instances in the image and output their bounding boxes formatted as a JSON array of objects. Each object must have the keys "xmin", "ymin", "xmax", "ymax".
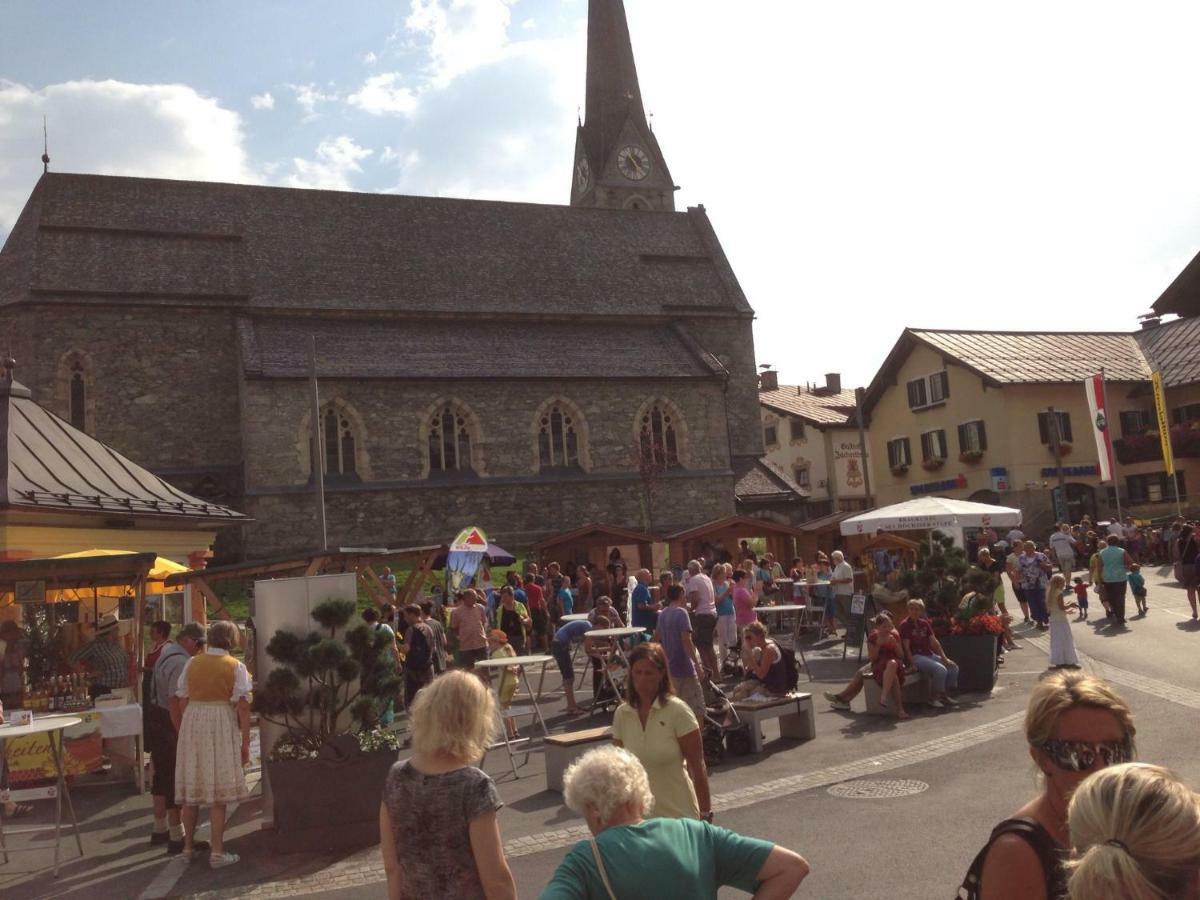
[{"xmin": 540, "ymin": 745, "xmax": 809, "ymax": 899}]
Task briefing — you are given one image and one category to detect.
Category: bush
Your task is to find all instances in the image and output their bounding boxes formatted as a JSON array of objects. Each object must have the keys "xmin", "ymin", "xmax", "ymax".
[{"xmin": 898, "ymin": 530, "xmax": 997, "ymax": 620}]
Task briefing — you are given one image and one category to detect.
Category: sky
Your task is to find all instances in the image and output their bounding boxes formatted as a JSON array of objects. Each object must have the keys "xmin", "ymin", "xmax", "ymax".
[{"xmin": 3, "ymin": 0, "xmax": 1200, "ymax": 389}]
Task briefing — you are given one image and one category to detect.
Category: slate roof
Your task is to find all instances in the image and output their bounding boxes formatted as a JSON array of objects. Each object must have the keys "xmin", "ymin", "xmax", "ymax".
[
  {"xmin": 0, "ymin": 172, "xmax": 752, "ymax": 318},
  {"xmin": 1134, "ymin": 315, "xmax": 1200, "ymax": 389},
  {"xmin": 239, "ymin": 317, "xmax": 719, "ymax": 380},
  {"xmin": 759, "ymin": 385, "xmax": 859, "ymax": 427},
  {"xmin": 733, "ymin": 457, "xmax": 809, "ymax": 502},
  {"xmin": 0, "ymin": 362, "xmax": 246, "ymax": 524},
  {"xmin": 1152, "ymin": 248, "xmax": 1200, "ymax": 317}
]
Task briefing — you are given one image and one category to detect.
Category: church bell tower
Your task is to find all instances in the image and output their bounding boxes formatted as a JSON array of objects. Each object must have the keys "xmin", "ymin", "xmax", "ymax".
[{"xmin": 571, "ymin": 0, "xmax": 677, "ymax": 211}]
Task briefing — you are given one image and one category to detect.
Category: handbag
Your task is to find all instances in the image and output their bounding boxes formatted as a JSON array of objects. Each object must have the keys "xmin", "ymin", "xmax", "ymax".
[{"xmin": 588, "ymin": 836, "xmax": 619, "ymax": 900}]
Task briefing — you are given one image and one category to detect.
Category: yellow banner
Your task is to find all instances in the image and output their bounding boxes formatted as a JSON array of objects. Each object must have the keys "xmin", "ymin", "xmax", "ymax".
[
  {"xmin": 3, "ymin": 712, "xmax": 104, "ymax": 785},
  {"xmin": 1151, "ymin": 371, "xmax": 1175, "ymax": 476}
]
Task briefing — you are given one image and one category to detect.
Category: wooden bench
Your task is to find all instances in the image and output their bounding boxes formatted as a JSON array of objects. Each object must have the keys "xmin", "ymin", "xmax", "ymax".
[
  {"xmin": 731, "ymin": 692, "xmax": 815, "ymax": 754},
  {"xmin": 864, "ymin": 671, "xmax": 931, "ymax": 715},
  {"xmin": 544, "ymin": 726, "xmax": 612, "ymax": 792}
]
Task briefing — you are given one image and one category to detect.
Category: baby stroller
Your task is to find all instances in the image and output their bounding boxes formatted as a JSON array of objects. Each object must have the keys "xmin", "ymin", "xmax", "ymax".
[
  {"xmin": 589, "ymin": 651, "xmax": 629, "ymax": 715},
  {"xmin": 701, "ymin": 677, "xmax": 752, "ymax": 766}
]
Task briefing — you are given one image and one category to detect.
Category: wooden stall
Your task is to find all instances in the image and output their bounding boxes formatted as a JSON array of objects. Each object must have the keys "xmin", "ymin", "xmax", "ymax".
[
  {"xmin": 665, "ymin": 515, "xmax": 808, "ymax": 568},
  {"xmin": 533, "ymin": 523, "xmax": 660, "ymax": 573}
]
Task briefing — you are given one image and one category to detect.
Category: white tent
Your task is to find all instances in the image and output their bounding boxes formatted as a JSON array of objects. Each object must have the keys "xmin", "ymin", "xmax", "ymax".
[{"xmin": 839, "ymin": 497, "xmax": 1022, "ymax": 538}]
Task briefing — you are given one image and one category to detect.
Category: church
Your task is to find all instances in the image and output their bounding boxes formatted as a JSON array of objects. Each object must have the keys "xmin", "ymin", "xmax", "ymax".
[{"xmin": 0, "ymin": 1, "xmax": 794, "ymax": 559}]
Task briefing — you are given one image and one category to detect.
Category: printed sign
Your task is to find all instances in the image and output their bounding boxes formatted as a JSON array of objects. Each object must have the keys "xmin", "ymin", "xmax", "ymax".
[
  {"xmin": 447, "ymin": 525, "xmax": 489, "ymax": 593},
  {"xmin": 450, "ymin": 526, "xmax": 489, "ymax": 553},
  {"xmin": 850, "ymin": 592, "xmax": 867, "ymax": 615},
  {"xmin": 4, "ymin": 712, "xmax": 104, "ymax": 786}
]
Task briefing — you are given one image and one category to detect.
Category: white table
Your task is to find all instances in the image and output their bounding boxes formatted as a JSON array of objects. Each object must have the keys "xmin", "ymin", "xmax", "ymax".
[
  {"xmin": 584, "ymin": 627, "xmax": 647, "ymax": 713},
  {"xmin": 559, "ymin": 613, "xmax": 590, "ymax": 622},
  {"xmin": 756, "ymin": 604, "xmax": 811, "ymax": 680},
  {"xmin": 0, "ymin": 716, "xmax": 83, "ymax": 875},
  {"xmin": 475, "ymin": 654, "xmax": 554, "ymax": 779}
]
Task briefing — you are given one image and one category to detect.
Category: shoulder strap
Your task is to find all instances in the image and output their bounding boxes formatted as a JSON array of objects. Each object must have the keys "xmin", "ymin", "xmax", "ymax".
[
  {"xmin": 588, "ymin": 837, "xmax": 618, "ymax": 900},
  {"xmin": 958, "ymin": 818, "xmax": 1060, "ymax": 900}
]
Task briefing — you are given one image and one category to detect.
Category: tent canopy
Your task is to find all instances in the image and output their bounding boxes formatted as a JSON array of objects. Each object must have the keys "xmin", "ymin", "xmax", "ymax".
[
  {"xmin": 840, "ymin": 497, "xmax": 1022, "ymax": 536},
  {"xmin": 54, "ymin": 549, "xmax": 187, "ymax": 582}
]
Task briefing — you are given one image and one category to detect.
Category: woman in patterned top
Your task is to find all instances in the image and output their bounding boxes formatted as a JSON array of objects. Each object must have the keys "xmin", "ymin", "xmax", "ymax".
[{"xmin": 380, "ymin": 670, "xmax": 515, "ymax": 899}]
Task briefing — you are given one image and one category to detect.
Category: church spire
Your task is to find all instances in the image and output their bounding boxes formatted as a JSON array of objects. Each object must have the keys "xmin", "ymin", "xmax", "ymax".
[{"xmin": 571, "ymin": 0, "xmax": 676, "ymax": 211}]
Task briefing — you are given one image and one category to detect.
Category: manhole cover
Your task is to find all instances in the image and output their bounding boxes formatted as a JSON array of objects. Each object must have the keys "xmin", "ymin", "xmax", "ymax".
[{"xmin": 827, "ymin": 779, "xmax": 929, "ymax": 799}]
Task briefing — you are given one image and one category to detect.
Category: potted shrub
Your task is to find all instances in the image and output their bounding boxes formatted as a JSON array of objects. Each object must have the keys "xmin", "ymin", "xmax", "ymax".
[
  {"xmin": 253, "ymin": 598, "xmax": 402, "ymax": 834},
  {"xmin": 900, "ymin": 531, "xmax": 1000, "ymax": 692},
  {"xmin": 959, "ymin": 449, "xmax": 983, "ymax": 464}
]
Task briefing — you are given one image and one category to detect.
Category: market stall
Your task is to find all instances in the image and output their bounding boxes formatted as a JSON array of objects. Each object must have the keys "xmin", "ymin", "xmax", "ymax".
[
  {"xmin": 665, "ymin": 515, "xmax": 808, "ymax": 569},
  {"xmin": 839, "ymin": 497, "xmax": 1023, "ymax": 551},
  {"xmin": 533, "ymin": 523, "xmax": 661, "ymax": 574}
]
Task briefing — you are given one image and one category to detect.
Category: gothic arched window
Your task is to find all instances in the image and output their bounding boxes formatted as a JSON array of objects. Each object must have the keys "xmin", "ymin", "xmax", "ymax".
[
  {"xmin": 321, "ymin": 406, "xmax": 356, "ymax": 476},
  {"xmin": 539, "ymin": 404, "xmax": 580, "ymax": 469},
  {"xmin": 428, "ymin": 404, "xmax": 476, "ymax": 474},
  {"xmin": 69, "ymin": 363, "xmax": 87, "ymax": 431},
  {"xmin": 639, "ymin": 402, "xmax": 681, "ymax": 468}
]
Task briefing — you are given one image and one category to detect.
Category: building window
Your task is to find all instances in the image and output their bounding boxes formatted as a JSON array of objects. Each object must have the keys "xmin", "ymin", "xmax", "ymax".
[
  {"xmin": 539, "ymin": 404, "xmax": 580, "ymax": 469},
  {"xmin": 1127, "ymin": 471, "xmax": 1187, "ymax": 504},
  {"xmin": 429, "ymin": 404, "xmax": 475, "ymax": 474},
  {"xmin": 958, "ymin": 420, "xmax": 987, "ymax": 453},
  {"xmin": 794, "ymin": 465, "xmax": 811, "ymax": 489},
  {"xmin": 1120, "ymin": 409, "xmax": 1155, "ymax": 437},
  {"xmin": 790, "ymin": 418, "xmax": 806, "ymax": 441},
  {"xmin": 907, "ymin": 371, "xmax": 949, "ymax": 410},
  {"xmin": 1037, "ymin": 411, "xmax": 1073, "ymax": 445},
  {"xmin": 69, "ymin": 363, "xmax": 87, "ymax": 431},
  {"xmin": 921, "ymin": 429, "xmax": 948, "ymax": 462},
  {"xmin": 320, "ymin": 406, "xmax": 357, "ymax": 477},
  {"xmin": 764, "ymin": 423, "xmax": 779, "ymax": 447},
  {"xmin": 639, "ymin": 403, "xmax": 680, "ymax": 468},
  {"xmin": 1173, "ymin": 403, "xmax": 1200, "ymax": 426},
  {"xmin": 887, "ymin": 437, "xmax": 912, "ymax": 469}
]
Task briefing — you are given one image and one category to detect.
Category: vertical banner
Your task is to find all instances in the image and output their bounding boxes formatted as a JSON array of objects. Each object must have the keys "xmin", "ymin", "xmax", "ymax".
[
  {"xmin": 1083, "ymin": 374, "xmax": 1115, "ymax": 482},
  {"xmin": 1151, "ymin": 371, "xmax": 1175, "ymax": 476}
]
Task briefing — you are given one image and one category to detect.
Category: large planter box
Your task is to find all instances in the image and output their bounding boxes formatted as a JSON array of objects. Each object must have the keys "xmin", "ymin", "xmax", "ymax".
[
  {"xmin": 938, "ymin": 634, "xmax": 999, "ymax": 693},
  {"xmin": 266, "ymin": 746, "xmax": 397, "ymax": 834}
]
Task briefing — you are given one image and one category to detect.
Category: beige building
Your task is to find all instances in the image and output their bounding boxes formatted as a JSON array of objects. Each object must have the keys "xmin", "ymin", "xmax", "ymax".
[
  {"xmin": 758, "ymin": 372, "xmax": 872, "ymax": 520},
  {"xmin": 861, "ymin": 321, "xmax": 1200, "ymax": 535}
]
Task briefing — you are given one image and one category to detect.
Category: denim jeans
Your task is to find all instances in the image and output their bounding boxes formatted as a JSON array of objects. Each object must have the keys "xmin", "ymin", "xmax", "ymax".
[
  {"xmin": 913, "ymin": 653, "xmax": 959, "ymax": 694},
  {"xmin": 1025, "ymin": 586, "xmax": 1049, "ymax": 625}
]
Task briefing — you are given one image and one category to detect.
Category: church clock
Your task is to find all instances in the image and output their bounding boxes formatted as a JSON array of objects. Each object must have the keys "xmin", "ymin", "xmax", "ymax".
[{"xmin": 617, "ymin": 145, "xmax": 651, "ymax": 181}]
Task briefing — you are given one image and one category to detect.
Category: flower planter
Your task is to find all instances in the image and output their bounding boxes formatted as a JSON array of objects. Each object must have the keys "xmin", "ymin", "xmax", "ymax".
[
  {"xmin": 891, "ymin": 465, "xmax": 910, "ymax": 477},
  {"xmin": 938, "ymin": 634, "xmax": 999, "ymax": 693},
  {"xmin": 267, "ymin": 744, "xmax": 398, "ymax": 833},
  {"xmin": 921, "ymin": 458, "xmax": 945, "ymax": 472},
  {"xmin": 959, "ymin": 450, "xmax": 983, "ymax": 464}
]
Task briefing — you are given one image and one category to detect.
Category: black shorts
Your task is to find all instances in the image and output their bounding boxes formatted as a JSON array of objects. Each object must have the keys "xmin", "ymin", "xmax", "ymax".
[
  {"xmin": 145, "ymin": 705, "xmax": 178, "ymax": 808},
  {"xmin": 693, "ymin": 614, "xmax": 717, "ymax": 646},
  {"xmin": 531, "ymin": 607, "xmax": 549, "ymax": 636}
]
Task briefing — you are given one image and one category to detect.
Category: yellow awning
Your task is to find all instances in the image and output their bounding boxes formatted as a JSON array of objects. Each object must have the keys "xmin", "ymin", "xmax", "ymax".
[{"xmin": 53, "ymin": 549, "xmax": 188, "ymax": 582}]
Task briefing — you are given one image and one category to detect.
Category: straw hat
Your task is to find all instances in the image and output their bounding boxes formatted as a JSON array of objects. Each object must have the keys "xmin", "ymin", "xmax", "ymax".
[
  {"xmin": 487, "ymin": 628, "xmax": 509, "ymax": 644},
  {"xmin": 95, "ymin": 613, "xmax": 120, "ymax": 635}
]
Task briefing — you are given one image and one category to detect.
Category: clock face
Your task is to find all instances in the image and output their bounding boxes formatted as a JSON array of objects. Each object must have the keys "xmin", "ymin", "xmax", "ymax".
[
  {"xmin": 575, "ymin": 156, "xmax": 591, "ymax": 193},
  {"xmin": 617, "ymin": 145, "xmax": 651, "ymax": 181}
]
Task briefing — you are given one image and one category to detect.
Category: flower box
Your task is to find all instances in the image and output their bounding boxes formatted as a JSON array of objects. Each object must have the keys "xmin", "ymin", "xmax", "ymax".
[
  {"xmin": 266, "ymin": 739, "xmax": 398, "ymax": 834},
  {"xmin": 937, "ymin": 633, "xmax": 999, "ymax": 692},
  {"xmin": 959, "ymin": 450, "xmax": 983, "ymax": 464},
  {"xmin": 891, "ymin": 465, "xmax": 910, "ymax": 477},
  {"xmin": 921, "ymin": 458, "xmax": 945, "ymax": 472}
]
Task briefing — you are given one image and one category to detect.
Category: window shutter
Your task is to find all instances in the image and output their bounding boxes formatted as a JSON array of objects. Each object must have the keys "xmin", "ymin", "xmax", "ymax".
[
  {"xmin": 937, "ymin": 430, "xmax": 947, "ymax": 458},
  {"xmin": 977, "ymin": 421, "xmax": 987, "ymax": 451},
  {"xmin": 1060, "ymin": 413, "xmax": 1073, "ymax": 443},
  {"xmin": 957, "ymin": 423, "xmax": 968, "ymax": 452},
  {"xmin": 1038, "ymin": 413, "xmax": 1049, "ymax": 444}
]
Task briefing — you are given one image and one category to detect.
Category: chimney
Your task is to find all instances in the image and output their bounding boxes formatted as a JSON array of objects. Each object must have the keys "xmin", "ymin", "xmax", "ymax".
[
  {"xmin": 759, "ymin": 369, "xmax": 778, "ymax": 392},
  {"xmin": 825, "ymin": 372, "xmax": 842, "ymax": 393},
  {"xmin": 1139, "ymin": 315, "xmax": 1161, "ymax": 330}
]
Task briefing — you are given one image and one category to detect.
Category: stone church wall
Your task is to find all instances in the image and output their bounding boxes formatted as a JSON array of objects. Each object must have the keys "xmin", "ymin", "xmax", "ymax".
[{"xmin": 684, "ymin": 316, "xmax": 765, "ymax": 461}]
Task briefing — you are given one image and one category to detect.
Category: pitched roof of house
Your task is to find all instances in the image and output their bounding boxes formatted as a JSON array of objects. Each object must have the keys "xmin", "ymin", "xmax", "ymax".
[
  {"xmin": 758, "ymin": 385, "xmax": 859, "ymax": 426},
  {"xmin": 239, "ymin": 316, "xmax": 721, "ymax": 380},
  {"xmin": 0, "ymin": 360, "xmax": 246, "ymax": 525},
  {"xmin": 0, "ymin": 172, "xmax": 752, "ymax": 319},
  {"xmin": 863, "ymin": 324, "xmax": 1200, "ymax": 413},
  {"xmin": 1152, "ymin": 248, "xmax": 1200, "ymax": 317},
  {"xmin": 733, "ymin": 457, "xmax": 809, "ymax": 503}
]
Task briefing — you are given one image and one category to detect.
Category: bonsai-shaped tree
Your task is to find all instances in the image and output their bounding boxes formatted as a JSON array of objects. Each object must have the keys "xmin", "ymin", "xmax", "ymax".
[
  {"xmin": 252, "ymin": 599, "xmax": 402, "ymax": 760},
  {"xmin": 898, "ymin": 530, "xmax": 996, "ymax": 621}
]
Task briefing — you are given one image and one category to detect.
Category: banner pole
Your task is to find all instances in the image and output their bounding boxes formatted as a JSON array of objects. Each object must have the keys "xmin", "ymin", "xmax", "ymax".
[{"xmin": 1100, "ymin": 367, "xmax": 1122, "ymax": 522}]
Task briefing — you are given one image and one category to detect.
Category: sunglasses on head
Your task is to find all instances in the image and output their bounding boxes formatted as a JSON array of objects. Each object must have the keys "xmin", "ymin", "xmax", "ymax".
[{"xmin": 1039, "ymin": 737, "xmax": 1133, "ymax": 772}]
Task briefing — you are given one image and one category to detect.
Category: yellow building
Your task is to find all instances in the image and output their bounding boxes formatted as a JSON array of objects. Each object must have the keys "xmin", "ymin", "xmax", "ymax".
[{"xmin": 862, "ymin": 321, "xmax": 1200, "ymax": 535}]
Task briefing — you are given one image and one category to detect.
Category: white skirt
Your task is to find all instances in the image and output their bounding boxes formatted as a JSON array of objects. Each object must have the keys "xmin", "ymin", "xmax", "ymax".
[
  {"xmin": 1048, "ymin": 620, "xmax": 1079, "ymax": 667},
  {"xmin": 175, "ymin": 702, "xmax": 248, "ymax": 805}
]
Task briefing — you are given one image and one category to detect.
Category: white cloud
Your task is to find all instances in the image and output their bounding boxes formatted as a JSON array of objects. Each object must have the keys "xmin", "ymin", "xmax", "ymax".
[
  {"xmin": 520, "ymin": 18, "xmax": 535, "ymax": 31},
  {"xmin": 250, "ymin": 91, "xmax": 275, "ymax": 110},
  {"xmin": 346, "ymin": 73, "xmax": 418, "ymax": 116},
  {"xmin": 288, "ymin": 82, "xmax": 335, "ymax": 119},
  {"xmin": 284, "ymin": 135, "xmax": 373, "ymax": 191},
  {"xmin": 0, "ymin": 78, "xmax": 254, "ymax": 231},
  {"xmin": 380, "ymin": 146, "xmax": 420, "ymax": 168},
  {"xmin": 405, "ymin": 0, "xmax": 516, "ymax": 88},
  {"xmin": 363, "ymin": 51, "xmax": 378, "ymax": 65}
]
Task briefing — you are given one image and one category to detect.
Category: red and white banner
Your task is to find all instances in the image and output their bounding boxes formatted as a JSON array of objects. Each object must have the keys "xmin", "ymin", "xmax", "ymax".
[{"xmin": 1084, "ymin": 374, "xmax": 1115, "ymax": 482}]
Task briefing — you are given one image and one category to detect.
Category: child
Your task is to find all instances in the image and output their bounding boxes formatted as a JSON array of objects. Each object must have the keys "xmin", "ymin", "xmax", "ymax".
[
  {"xmin": 1128, "ymin": 563, "xmax": 1148, "ymax": 616},
  {"xmin": 1072, "ymin": 577, "xmax": 1090, "ymax": 621},
  {"xmin": 1047, "ymin": 574, "xmax": 1080, "ymax": 669},
  {"xmin": 487, "ymin": 629, "xmax": 520, "ymax": 739}
]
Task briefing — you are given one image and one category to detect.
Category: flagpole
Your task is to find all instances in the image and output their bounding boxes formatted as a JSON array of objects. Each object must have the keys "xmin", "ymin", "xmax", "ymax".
[
  {"xmin": 1100, "ymin": 366, "xmax": 1122, "ymax": 522},
  {"xmin": 309, "ymin": 336, "xmax": 328, "ymax": 551}
]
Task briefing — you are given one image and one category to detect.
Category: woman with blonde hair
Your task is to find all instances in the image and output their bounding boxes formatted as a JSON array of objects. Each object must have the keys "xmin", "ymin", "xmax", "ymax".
[
  {"xmin": 1068, "ymin": 762, "xmax": 1200, "ymax": 900},
  {"xmin": 542, "ymin": 745, "xmax": 810, "ymax": 898},
  {"xmin": 960, "ymin": 670, "xmax": 1136, "ymax": 899},
  {"xmin": 173, "ymin": 619, "xmax": 251, "ymax": 868},
  {"xmin": 380, "ymin": 671, "xmax": 515, "ymax": 900}
]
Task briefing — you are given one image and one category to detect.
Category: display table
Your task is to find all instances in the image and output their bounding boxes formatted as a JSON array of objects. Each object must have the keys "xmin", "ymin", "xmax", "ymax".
[
  {"xmin": 0, "ymin": 716, "xmax": 84, "ymax": 876},
  {"xmin": 4, "ymin": 705, "xmax": 144, "ymax": 795}
]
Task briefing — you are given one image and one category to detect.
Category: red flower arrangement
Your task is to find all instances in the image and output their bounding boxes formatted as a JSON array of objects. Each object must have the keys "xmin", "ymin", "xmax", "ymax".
[{"xmin": 931, "ymin": 614, "xmax": 1005, "ymax": 637}]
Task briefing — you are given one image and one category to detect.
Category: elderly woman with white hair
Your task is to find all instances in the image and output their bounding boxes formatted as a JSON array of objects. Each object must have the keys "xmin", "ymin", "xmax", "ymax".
[{"xmin": 541, "ymin": 745, "xmax": 809, "ymax": 899}]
